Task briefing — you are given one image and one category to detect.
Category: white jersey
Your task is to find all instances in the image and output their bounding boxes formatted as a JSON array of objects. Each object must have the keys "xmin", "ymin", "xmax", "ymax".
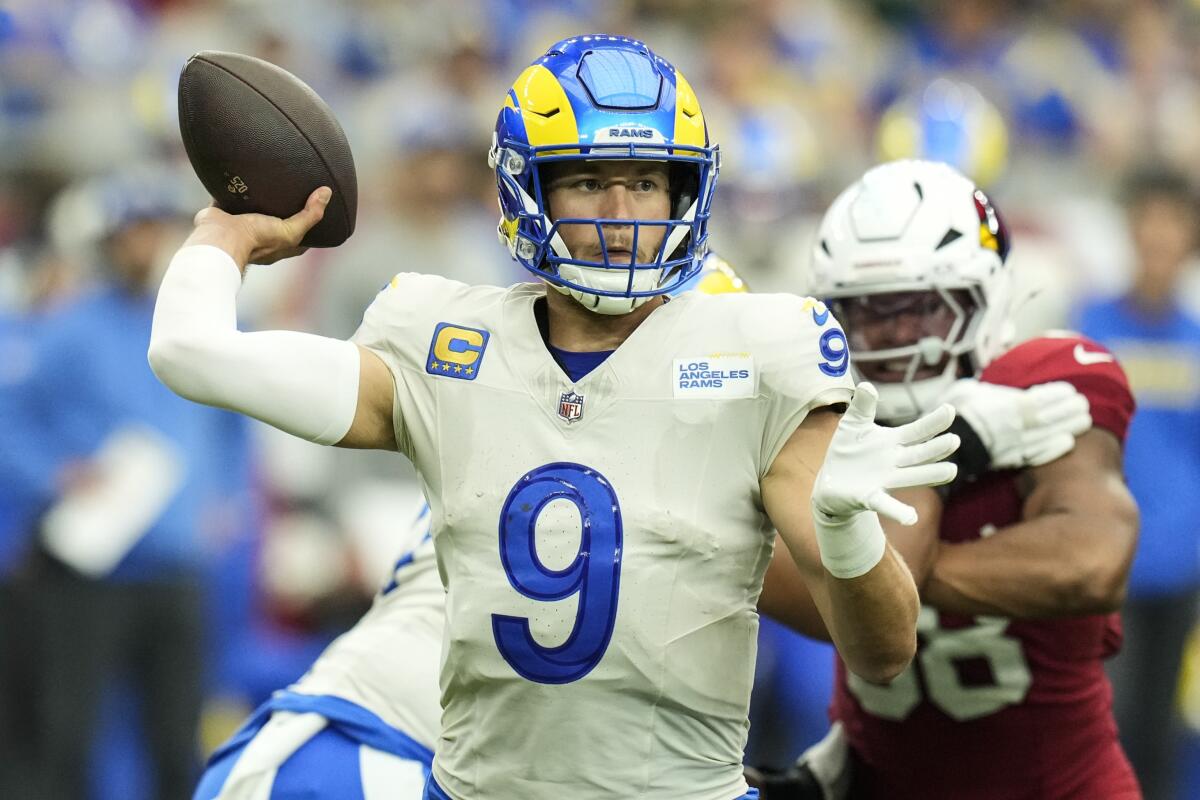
[
  {"xmin": 352, "ymin": 276, "xmax": 853, "ymax": 800},
  {"xmin": 290, "ymin": 499, "xmax": 444, "ymax": 751}
]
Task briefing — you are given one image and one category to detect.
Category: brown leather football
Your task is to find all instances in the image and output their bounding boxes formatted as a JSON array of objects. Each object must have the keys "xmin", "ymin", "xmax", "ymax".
[{"xmin": 177, "ymin": 51, "xmax": 357, "ymax": 248}]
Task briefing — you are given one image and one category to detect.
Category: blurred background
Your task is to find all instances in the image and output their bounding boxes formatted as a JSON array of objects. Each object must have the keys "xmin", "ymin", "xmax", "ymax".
[{"xmin": 2, "ymin": 0, "xmax": 1200, "ymax": 798}]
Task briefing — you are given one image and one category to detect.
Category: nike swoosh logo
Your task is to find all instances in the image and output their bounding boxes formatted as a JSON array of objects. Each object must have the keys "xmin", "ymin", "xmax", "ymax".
[{"xmin": 1074, "ymin": 343, "xmax": 1114, "ymax": 365}]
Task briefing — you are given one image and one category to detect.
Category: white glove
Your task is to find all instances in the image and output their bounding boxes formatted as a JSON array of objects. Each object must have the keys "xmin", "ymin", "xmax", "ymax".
[
  {"xmin": 814, "ymin": 382, "xmax": 959, "ymax": 526},
  {"xmin": 811, "ymin": 383, "xmax": 959, "ymax": 578},
  {"xmin": 943, "ymin": 379, "xmax": 1091, "ymax": 470}
]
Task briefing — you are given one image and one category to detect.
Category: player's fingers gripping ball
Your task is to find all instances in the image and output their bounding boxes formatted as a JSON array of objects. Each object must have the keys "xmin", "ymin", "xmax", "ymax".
[
  {"xmin": 190, "ymin": 187, "xmax": 332, "ymax": 266},
  {"xmin": 814, "ymin": 382, "xmax": 959, "ymax": 527},
  {"xmin": 267, "ymin": 187, "xmax": 332, "ymax": 256}
]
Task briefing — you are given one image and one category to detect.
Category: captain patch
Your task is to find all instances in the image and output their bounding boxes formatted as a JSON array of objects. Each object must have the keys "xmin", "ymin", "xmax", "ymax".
[{"xmin": 426, "ymin": 322, "xmax": 489, "ymax": 380}]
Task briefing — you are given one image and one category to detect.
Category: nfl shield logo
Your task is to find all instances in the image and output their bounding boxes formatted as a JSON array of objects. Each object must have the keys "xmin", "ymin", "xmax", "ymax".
[{"xmin": 558, "ymin": 390, "xmax": 585, "ymax": 424}]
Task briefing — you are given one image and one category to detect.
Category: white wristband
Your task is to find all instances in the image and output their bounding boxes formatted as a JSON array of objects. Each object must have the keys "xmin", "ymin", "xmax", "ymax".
[{"xmin": 812, "ymin": 506, "xmax": 887, "ymax": 579}]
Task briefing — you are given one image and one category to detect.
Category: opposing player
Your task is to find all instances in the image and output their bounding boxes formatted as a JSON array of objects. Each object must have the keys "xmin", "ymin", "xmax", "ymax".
[
  {"xmin": 758, "ymin": 160, "xmax": 1141, "ymax": 799},
  {"xmin": 150, "ymin": 37, "xmax": 961, "ymax": 799}
]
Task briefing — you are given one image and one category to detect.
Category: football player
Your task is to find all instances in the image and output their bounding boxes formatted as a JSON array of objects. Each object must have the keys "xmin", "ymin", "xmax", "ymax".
[
  {"xmin": 150, "ymin": 36, "xmax": 962, "ymax": 800},
  {"xmin": 754, "ymin": 160, "xmax": 1141, "ymax": 800},
  {"xmin": 192, "ymin": 252, "xmax": 748, "ymax": 800}
]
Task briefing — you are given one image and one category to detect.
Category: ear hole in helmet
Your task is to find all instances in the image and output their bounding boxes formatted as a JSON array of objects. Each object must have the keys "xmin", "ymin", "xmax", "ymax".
[
  {"xmin": 669, "ymin": 161, "xmax": 698, "ymax": 218},
  {"xmin": 662, "ymin": 162, "xmax": 701, "ymax": 268}
]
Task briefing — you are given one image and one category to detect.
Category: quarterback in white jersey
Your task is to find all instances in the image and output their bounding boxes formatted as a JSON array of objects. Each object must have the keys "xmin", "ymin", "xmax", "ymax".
[
  {"xmin": 194, "ymin": 251, "xmax": 758, "ymax": 800},
  {"xmin": 358, "ymin": 273, "xmax": 853, "ymax": 799},
  {"xmin": 192, "ymin": 254, "xmax": 750, "ymax": 800},
  {"xmin": 151, "ymin": 35, "xmax": 960, "ymax": 800}
]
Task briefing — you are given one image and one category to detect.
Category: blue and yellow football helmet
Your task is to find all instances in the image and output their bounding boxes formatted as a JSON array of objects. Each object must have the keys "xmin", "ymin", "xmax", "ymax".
[{"xmin": 490, "ymin": 35, "xmax": 720, "ymax": 314}]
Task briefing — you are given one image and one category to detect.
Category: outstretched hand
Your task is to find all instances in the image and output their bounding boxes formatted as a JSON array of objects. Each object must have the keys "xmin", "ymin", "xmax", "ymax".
[
  {"xmin": 187, "ymin": 186, "xmax": 331, "ymax": 268},
  {"xmin": 813, "ymin": 382, "xmax": 959, "ymax": 526}
]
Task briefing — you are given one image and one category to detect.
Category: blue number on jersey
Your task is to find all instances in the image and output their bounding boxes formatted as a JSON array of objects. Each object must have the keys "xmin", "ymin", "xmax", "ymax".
[
  {"xmin": 492, "ymin": 462, "xmax": 623, "ymax": 684},
  {"xmin": 818, "ymin": 327, "xmax": 849, "ymax": 377}
]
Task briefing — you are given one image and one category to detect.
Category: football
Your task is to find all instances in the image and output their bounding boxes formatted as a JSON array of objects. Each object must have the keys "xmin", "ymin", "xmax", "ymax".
[{"xmin": 177, "ymin": 50, "xmax": 357, "ymax": 248}]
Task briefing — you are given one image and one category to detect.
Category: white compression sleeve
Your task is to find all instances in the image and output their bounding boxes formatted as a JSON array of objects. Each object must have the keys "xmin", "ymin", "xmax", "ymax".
[{"xmin": 148, "ymin": 245, "xmax": 361, "ymax": 445}]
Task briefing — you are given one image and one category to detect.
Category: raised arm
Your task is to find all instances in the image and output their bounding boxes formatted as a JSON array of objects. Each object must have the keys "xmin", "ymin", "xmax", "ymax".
[
  {"xmin": 147, "ymin": 188, "xmax": 397, "ymax": 450},
  {"xmin": 923, "ymin": 428, "xmax": 1137, "ymax": 617},
  {"xmin": 761, "ymin": 385, "xmax": 957, "ymax": 683}
]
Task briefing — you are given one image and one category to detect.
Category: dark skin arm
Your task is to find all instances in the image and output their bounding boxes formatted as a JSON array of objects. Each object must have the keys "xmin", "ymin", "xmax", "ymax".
[
  {"xmin": 758, "ymin": 488, "xmax": 940, "ymax": 641},
  {"xmin": 761, "ymin": 429, "xmax": 1135, "ymax": 630},
  {"xmin": 923, "ymin": 428, "xmax": 1137, "ymax": 617}
]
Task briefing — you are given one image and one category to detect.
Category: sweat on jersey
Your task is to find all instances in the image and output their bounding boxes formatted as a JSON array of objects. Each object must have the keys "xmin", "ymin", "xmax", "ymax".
[{"xmin": 351, "ymin": 275, "xmax": 853, "ymax": 800}]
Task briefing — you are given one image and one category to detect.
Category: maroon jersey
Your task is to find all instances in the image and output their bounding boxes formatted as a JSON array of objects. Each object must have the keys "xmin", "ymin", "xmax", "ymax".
[{"xmin": 831, "ymin": 334, "xmax": 1139, "ymax": 800}]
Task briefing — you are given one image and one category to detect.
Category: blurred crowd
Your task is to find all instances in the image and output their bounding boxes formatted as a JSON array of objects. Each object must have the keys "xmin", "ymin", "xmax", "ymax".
[{"xmin": 3, "ymin": 0, "xmax": 1200, "ymax": 798}]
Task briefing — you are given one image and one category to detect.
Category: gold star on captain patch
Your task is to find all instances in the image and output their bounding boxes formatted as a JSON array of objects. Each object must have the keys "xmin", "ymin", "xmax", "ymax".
[
  {"xmin": 430, "ymin": 361, "xmax": 440, "ymax": 370},
  {"xmin": 441, "ymin": 363, "xmax": 451, "ymax": 371},
  {"xmin": 454, "ymin": 364, "xmax": 463, "ymax": 373},
  {"xmin": 465, "ymin": 366, "xmax": 474, "ymax": 375}
]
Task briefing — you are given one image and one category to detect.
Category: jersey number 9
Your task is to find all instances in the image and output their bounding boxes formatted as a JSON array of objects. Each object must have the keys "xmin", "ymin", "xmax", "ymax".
[
  {"xmin": 492, "ymin": 462, "xmax": 623, "ymax": 684},
  {"xmin": 818, "ymin": 328, "xmax": 849, "ymax": 377}
]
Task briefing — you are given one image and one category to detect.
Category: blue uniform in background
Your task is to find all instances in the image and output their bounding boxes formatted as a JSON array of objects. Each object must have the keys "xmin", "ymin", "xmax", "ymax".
[
  {"xmin": 4, "ymin": 282, "xmax": 255, "ymax": 800},
  {"xmin": 0, "ymin": 308, "xmax": 47, "ymax": 574},
  {"xmin": 1077, "ymin": 297, "xmax": 1200, "ymax": 596},
  {"xmin": 20, "ymin": 286, "xmax": 230, "ymax": 579},
  {"xmin": 745, "ymin": 618, "xmax": 836, "ymax": 770},
  {"xmin": 1076, "ymin": 294, "xmax": 1200, "ymax": 800}
]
